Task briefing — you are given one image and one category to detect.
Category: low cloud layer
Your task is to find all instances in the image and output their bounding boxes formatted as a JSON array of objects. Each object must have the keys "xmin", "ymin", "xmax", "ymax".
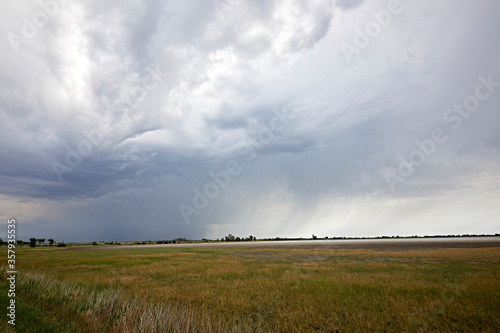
[{"xmin": 1, "ymin": 0, "xmax": 499, "ymax": 241}]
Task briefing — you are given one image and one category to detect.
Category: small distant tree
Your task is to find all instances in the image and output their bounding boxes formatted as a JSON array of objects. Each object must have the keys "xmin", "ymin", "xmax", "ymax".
[
  {"xmin": 57, "ymin": 242, "xmax": 66, "ymax": 247},
  {"xmin": 225, "ymin": 234, "xmax": 235, "ymax": 242},
  {"xmin": 17, "ymin": 240, "xmax": 24, "ymax": 246},
  {"xmin": 312, "ymin": 234, "xmax": 317, "ymax": 240},
  {"xmin": 0, "ymin": 238, "xmax": 3, "ymax": 245},
  {"xmin": 37, "ymin": 238, "xmax": 46, "ymax": 245},
  {"xmin": 48, "ymin": 239, "xmax": 55, "ymax": 246},
  {"xmin": 30, "ymin": 238, "xmax": 37, "ymax": 247}
]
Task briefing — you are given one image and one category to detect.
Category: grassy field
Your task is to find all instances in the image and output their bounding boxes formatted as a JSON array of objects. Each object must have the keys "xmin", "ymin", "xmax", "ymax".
[{"xmin": 1, "ymin": 244, "xmax": 499, "ymax": 332}]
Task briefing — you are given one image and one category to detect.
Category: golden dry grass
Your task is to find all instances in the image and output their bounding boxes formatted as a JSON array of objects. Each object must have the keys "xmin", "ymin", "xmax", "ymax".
[{"xmin": 1, "ymin": 245, "xmax": 499, "ymax": 332}]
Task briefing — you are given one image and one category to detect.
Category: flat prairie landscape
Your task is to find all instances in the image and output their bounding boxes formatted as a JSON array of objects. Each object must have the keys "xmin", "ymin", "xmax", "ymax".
[{"xmin": 1, "ymin": 238, "xmax": 500, "ymax": 332}]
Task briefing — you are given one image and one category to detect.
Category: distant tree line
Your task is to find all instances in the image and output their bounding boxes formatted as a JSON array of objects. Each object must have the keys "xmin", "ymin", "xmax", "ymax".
[
  {"xmin": 0, "ymin": 238, "xmax": 65, "ymax": 247},
  {"xmin": 27, "ymin": 238, "xmax": 63, "ymax": 247},
  {"xmin": 1, "ymin": 233, "xmax": 498, "ymax": 247},
  {"xmin": 222, "ymin": 234, "xmax": 255, "ymax": 242}
]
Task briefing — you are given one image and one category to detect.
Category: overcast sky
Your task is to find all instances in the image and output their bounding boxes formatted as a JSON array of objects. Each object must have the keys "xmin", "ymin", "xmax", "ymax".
[{"xmin": 1, "ymin": 0, "xmax": 499, "ymax": 242}]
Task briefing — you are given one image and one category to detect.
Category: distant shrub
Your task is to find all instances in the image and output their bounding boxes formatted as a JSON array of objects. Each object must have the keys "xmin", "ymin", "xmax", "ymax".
[{"xmin": 57, "ymin": 242, "xmax": 66, "ymax": 247}]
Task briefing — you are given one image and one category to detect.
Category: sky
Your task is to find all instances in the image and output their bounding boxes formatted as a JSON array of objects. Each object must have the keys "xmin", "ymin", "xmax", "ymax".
[{"xmin": 0, "ymin": 0, "xmax": 499, "ymax": 242}]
